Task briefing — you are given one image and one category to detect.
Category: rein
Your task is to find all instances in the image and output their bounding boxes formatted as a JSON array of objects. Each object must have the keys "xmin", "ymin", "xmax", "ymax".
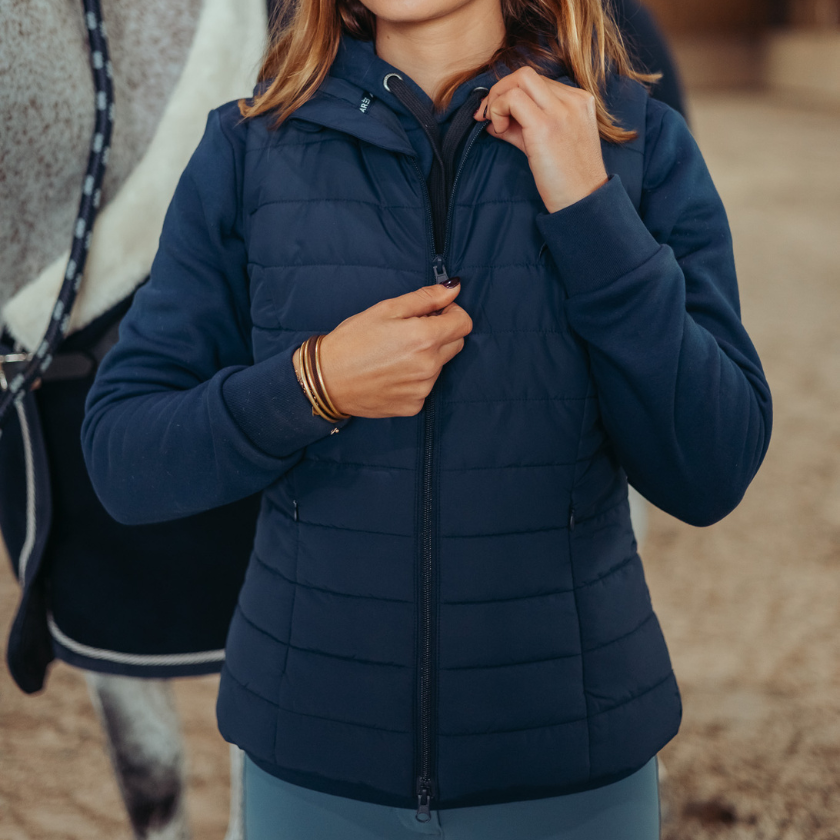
[{"xmin": 0, "ymin": 0, "xmax": 114, "ymax": 426}]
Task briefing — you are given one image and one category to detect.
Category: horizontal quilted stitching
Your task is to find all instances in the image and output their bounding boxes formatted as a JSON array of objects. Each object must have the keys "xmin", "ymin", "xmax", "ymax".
[{"xmin": 211, "ymin": 59, "xmax": 683, "ymax": 807}]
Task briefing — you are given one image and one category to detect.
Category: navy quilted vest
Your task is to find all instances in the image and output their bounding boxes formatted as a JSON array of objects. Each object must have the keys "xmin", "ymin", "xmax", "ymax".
[{"xmin": 215, "ymin": 65, "xmax": 682, "ymax": 810}]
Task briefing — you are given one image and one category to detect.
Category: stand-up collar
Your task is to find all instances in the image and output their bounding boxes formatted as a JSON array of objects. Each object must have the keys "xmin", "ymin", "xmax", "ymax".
[
  {"xmin": 273, "ymin": 33, "xmax": 569, "ymax": 160},
  {"xmin": 329, "ymin": 35, "xmax": 502, "ymax": 126}
]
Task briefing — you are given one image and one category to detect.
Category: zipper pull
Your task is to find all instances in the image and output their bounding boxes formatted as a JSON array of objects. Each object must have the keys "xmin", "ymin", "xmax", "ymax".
[
  {"xmin": 569, "ymin": 505, "xmax": 576, "ymax": 531},
  {"xmin": 432, "ymin": 255, "xmax": 449, "ymax": 285},
  {"xmin": 293, "ymin": 500, "xmax": 299, "ymax": 522},
  {"xmin": 416, "ymin": 778, "xmax": 433, "ymax": 822}
]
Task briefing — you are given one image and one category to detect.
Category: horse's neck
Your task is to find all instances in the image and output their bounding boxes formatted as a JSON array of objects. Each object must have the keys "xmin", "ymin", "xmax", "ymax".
[{"xmin": 0, "ymin": 0, "xmax": 202, "ymax": 311}]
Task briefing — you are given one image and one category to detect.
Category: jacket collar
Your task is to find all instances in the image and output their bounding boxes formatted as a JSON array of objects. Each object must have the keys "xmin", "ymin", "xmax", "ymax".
[
  {"xmin": 271, "ymin": 33, "xmax": 570, "ymax": 156},
  {"xmin": 291, "ymin": 76, "xmax": 416, "ymax": 156}
]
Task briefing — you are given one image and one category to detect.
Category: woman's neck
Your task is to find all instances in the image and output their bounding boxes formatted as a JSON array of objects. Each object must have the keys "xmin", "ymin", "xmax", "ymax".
[{"xmin": 374, "ymin": 0, "xmax": 505, "ymax": 101}]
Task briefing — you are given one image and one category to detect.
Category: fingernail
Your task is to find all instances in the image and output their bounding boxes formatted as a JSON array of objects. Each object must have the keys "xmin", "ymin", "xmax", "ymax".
[
  {"xmin": 482, "ymin": 104, "xmax": 488, "ymax": 119},
  {"xmin": 442, "ymin": 276, "xmax": 461, "ymax": 288}
]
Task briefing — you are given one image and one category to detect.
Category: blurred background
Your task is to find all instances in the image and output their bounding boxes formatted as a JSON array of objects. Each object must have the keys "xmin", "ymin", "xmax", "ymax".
[
  {"xmin": 649, "ymin": 0, "xmax": 840, "ymax": 100},
  {"xmin": 2, "ymin": 1, "xmax": 839, "ymax": 838}
]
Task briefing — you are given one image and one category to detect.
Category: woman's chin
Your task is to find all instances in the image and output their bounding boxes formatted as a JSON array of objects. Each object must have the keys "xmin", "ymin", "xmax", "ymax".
[{"xmin": 363, "ymin": 0, "xmax": 472, "ymax": 27}]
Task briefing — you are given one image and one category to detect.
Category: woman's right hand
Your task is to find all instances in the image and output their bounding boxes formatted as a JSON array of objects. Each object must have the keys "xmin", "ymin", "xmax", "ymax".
[{"xmin": 293, "ymin": 279, "xmax": 473, "ymax": 418}]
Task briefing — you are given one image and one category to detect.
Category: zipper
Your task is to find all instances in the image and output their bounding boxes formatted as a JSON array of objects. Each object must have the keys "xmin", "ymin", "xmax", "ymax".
[
  {"xmin": 408, "ymin": 153, "xmax": 439, "ymax": 822},
  {"xmin": 442, "ymin": 123, "xmax": 486, "ymax": 255},
  {"xmin": 408, "ymin": 120, "xmax": 486, "ymax": 822},
  {"xmin": 410, "ymin": 119, "xmax": 486, "ymax": 285},
  {"xmin": 432, "ymin": 255, "xmax": 448, "ymax": 285}
]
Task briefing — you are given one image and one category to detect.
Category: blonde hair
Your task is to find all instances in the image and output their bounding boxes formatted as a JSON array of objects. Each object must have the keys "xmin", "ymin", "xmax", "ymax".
[{"xmin": 240, "ymin": 0, "xmax": 659, "ymax": 143}]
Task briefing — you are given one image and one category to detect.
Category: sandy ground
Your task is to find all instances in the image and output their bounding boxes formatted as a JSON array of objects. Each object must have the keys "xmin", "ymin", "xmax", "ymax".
[{"xmin": 1, "ymin": 91, "xmax": 839, "ymax": 839}]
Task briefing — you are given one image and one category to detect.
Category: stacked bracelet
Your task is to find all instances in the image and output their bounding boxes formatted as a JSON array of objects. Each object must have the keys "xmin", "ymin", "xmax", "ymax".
[{"xmin": 296, "ymin": 335, "xmax": 351, "ymax": 423}]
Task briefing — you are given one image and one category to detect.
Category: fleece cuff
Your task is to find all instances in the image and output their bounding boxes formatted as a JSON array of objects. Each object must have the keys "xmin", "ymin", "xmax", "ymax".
[
  {"xmin": 222, "ymin": 345, "xmax": 350, "ymax": 458},
  {"xmin": 536, "ymin": 175, "xmax": 661, "ymax": 298}
]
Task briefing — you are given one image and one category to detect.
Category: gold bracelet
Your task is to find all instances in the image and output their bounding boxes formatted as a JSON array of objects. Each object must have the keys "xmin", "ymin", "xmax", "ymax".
[
  {"xmin": 313, "ymin": 335, "xmax": 350, "ymax": 420},
  {"xmin": 296, "ymin": 335, "xmax": 351, "ymax": 424},
  {"xmin": 301, "ymin": 336, "xmax": 343, "ymax": 423},
  {"xmin": 295, "ymin": 338, "xmax": 322, "ymax": 418},
  {"xmin": 306, "ymin": 335, "xmax": 350, "ymax": 422},
  {"xmin": 294, "ymin": 343, "xmax": 307, "ymax": 390},
  {"xmin": 301, "ymin": 336, "xmax": 331, "ymax": 420}
]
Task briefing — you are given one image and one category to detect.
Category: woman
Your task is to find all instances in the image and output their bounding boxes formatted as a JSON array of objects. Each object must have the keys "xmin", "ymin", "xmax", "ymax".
[{"xmin": 82, "ymin": 0, "xmax": 772, "ymax": 835}]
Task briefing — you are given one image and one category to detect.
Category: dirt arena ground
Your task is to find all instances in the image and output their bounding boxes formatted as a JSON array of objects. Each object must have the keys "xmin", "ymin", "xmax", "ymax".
[{"xmin": 1, "ymin": 91, "xmax": 839, "ymax": 839}]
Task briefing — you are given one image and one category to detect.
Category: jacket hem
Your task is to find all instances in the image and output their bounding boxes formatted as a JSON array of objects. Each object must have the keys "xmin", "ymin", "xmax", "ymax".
[{"xmin": 246, "ymin": 754, "xmax": 645, "ymax": 810}]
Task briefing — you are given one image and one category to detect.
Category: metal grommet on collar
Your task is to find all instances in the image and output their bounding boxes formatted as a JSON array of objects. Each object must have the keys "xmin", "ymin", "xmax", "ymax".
[
  {"xmin": 472, "ymin": 86, "xmax": 489, "ymax": 95},
  {"xmin": 383, "ymin": 72, "xmax": 402, "ymax": 92}
]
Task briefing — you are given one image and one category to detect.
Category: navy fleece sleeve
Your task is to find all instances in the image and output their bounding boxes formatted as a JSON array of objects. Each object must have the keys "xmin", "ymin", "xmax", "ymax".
[
  {"xmin": 536, "ymin": 98, "xmax": 771, "ymax": 526},
  {"xmin": 82, "ymin": 106, "xmax": 346, "ymax": 525}
]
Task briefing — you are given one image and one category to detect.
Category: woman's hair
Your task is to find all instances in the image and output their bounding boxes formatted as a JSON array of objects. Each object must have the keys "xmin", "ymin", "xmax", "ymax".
[{"xmin": 240, "ymin": 0, "xmax": 658, "ymax": 143}]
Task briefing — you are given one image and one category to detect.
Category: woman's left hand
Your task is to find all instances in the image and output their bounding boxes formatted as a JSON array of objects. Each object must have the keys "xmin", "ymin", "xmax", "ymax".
[{"xmin": 475, "ymin": 66, "xmax": 608, "ymax": 214}]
